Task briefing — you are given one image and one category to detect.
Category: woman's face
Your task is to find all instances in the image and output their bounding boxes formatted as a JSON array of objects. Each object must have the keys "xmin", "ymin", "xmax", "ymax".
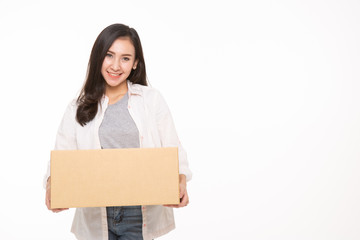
[{"xmin": 101, "ymin": 37, "xmax": 138, "ymax": 89}]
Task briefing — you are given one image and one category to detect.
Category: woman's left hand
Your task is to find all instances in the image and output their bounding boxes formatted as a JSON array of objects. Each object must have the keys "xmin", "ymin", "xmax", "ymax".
[{"xmin": 164, "ymin": 174, "xmax": 189, "ymax": 208}]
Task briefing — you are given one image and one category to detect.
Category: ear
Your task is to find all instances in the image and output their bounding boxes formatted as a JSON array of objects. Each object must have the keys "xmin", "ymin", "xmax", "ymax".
[{"xmin": 133, "ymin": 59, "xmax": 139, "ymax": 70}]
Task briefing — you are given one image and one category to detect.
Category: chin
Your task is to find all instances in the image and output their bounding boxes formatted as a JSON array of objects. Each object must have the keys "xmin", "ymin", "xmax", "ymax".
[{"xmin": 106, "ymin": 79, "xmax": 126, "ymax": 87}]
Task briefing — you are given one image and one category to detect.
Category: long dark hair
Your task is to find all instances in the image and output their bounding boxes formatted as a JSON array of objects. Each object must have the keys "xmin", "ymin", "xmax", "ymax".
[{"xmin": 76, "ymin": 23, "xmax": 147, "ymax": 126}]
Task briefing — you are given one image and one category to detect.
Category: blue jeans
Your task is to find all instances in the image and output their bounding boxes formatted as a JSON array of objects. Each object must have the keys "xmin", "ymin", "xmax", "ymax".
[{"xmin": 107, "ymin": 206, "xmax": 143, "ymax": 240}]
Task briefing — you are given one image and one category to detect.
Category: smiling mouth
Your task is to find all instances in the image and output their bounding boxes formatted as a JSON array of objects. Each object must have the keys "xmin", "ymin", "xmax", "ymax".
[{"xmin": 108, "ymin": 72, "xmax": 122, "ymax": 77}]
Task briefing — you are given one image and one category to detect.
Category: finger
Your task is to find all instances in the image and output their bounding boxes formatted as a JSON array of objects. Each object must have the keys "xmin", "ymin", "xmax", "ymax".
[
  {"xmin": 179, "ymin": 191, "xmax": 189, "ymax": 207},
  {"xmin": 163, "ymin": 204, "xmax": 178, "ymax": 208},
  {"xmin": 165, "ymin": 191, "xmax": 189, "ymax": 208},
  {"xmin": 163, "ymin": 201, "xmax": 182, "ymax": 208},
  {"xmin": 52, "ymin": 208, "xmax": 69, "ymax": 213},
  {"xmin": 179, "ymin": 184, "xmax": 186, "ymax": 198},
  {"xmin": 46, "ymin": 194, "xmax": 51, "ymax": 210}
]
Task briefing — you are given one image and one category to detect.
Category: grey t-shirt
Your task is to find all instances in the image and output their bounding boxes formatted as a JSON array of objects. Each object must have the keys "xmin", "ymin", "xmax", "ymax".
[{"xmin": 99, "ymin": 94, "xmax": 140, "ymax": 149}]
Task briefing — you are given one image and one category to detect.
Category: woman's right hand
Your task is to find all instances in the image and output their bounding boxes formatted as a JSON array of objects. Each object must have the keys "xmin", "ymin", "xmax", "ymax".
[{"xmin": 45, "ymin": 177, "xmax": 69, "ymax": 213}]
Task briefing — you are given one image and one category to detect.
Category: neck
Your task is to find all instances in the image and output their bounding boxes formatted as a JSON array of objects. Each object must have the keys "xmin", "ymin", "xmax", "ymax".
[{"xmin": 105, "ymin": 81, "xmax": 128, "ymax": 104}]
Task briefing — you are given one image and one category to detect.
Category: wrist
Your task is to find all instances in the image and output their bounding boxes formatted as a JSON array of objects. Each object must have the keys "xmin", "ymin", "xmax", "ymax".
[
  {"xmin": 46, "ymin": 177, "xmax": 51, "ymax": 190},
  {"xmin": 179, "ymin": 174, "xmax": 186, "ymax": 186}
]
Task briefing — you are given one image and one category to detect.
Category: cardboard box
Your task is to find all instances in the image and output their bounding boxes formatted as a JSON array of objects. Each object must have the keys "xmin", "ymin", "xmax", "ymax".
[{"xmin": 50, "ymin": 147, "xmax": 179, "ymax": 208}]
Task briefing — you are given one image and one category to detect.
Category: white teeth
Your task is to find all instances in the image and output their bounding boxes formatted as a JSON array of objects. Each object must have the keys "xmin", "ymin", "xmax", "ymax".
[{"xmin": 109, "ymin": 73, "xmax": 120, "ymax": 76}]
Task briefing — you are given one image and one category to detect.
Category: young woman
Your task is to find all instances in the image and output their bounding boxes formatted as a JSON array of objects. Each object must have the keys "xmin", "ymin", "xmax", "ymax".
[{"xmin": 44, "ymin": 23, "xmax": 192, "ymax": 240}]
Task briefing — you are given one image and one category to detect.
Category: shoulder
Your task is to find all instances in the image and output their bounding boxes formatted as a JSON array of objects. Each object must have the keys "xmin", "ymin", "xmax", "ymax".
[
  {"xmin": 129, "ymin": 83, "xmax": 170, "ymax": 115},
  {"xmin": 68, "ymin": 99, "xmax": 79, "ymax": 111},
  {"xmin": 61, "ymin": 99, "xmax": 78, "ymax": 119},
  {"xmin": 129, "ymin": 83, "xmax": 164, "ymax": 101}
]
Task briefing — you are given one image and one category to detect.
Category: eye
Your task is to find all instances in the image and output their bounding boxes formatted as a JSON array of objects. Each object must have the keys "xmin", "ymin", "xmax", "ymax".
[
  {"xmin": 122, "ymin": 57, "xmax": 130, "ymax": 61},
  {"xmin": 106, "ymin": 53, "xmax": 113, "ymax": 58}
]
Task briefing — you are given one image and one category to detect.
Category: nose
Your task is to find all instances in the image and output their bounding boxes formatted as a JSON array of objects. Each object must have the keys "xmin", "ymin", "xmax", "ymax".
[{"xmin": 110, "ymin": 59, "xmax": 121, "ymax": 71}]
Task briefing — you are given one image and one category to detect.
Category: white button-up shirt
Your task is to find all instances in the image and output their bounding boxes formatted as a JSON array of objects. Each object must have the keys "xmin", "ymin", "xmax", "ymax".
[{"xmin": 44, "ymin": 81, "xmax": 192, "ymax": 240}]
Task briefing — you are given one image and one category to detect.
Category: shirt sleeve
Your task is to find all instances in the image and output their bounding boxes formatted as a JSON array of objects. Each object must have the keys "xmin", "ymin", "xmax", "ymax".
[
  {"xmin": 154, "ymin": 91, "xmax": 192, "ymax": 182},
  {"xmin": 43, "ymin": 100, "xmax": 78, "ymax": 188}
]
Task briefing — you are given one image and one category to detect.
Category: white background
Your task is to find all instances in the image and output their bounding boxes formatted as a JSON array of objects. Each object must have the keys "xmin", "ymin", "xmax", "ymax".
[{"xmin": 0, "ymin": 0, "xmax": 359, "ymax": 239}]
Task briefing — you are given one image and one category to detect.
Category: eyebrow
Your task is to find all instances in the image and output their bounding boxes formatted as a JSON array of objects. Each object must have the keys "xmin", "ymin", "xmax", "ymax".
[{"xmin": 107, "ymin": 50, "xmax": 134, "ymax": 56}]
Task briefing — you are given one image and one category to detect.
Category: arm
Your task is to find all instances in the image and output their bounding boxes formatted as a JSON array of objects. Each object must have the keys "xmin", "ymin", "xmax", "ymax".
[
  {"xmin": 45, "ymin": 177, "xmax": 69, "ymax": 212},
  {"xmin": 164, "ymin": 174, "xmax": 189, "ymax": 208},
  {"xmin": 153, "ymin": 91, "xmax": 192, "ymax": 207},
  {"xmin": 44, "ymin": 100, "xmax": 77, "ymax": 212},
  {"xmin": 154, "ymin": 92, "xmax": 192, "ymax": 181}
]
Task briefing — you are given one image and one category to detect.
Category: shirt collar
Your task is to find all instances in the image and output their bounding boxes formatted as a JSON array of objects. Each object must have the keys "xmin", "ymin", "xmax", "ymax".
[
  {"xmin": 127, "ymin": 80, "xmax": 143, "ymax": 96},
  {"xmin": 101, "ymin": 80, "xmax": 142, "ymax": 105}
]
